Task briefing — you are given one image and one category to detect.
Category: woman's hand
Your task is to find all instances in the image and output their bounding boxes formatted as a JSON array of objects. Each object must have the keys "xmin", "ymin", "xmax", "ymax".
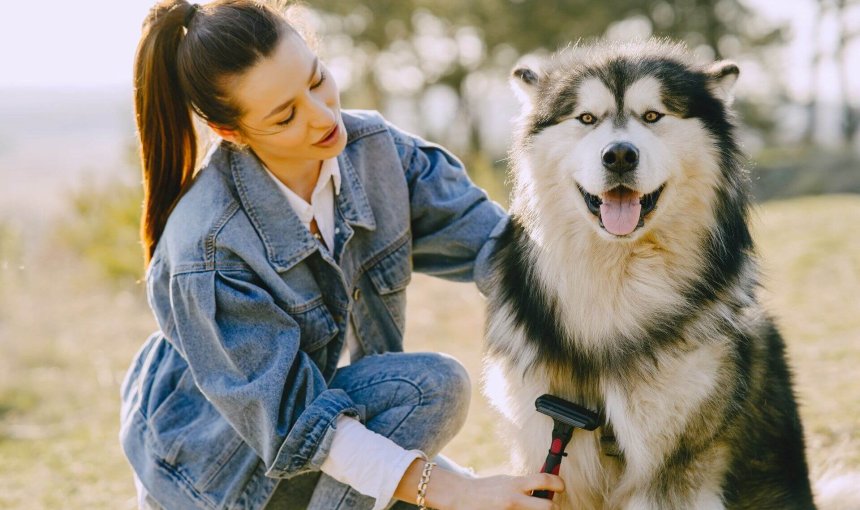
[
  {"xmin": 395, "ymin": 458, "xmax": 565, "ymax": 510},
  {"xmin": 442, "ymin": 472, "xmax": 565, "ymax": 510}
]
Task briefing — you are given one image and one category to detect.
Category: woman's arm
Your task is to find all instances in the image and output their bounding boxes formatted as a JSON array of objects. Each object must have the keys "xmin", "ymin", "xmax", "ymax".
[
  {"xmin": 167, "ymin": 269, "xmax": 360, "ymax": 478},
  {"xmin": 388, "ymin": 122, "xmax": 508, "ymax": 293},
  {"xmin": 321, "ymin": 415, "xmax": 424, "ymax": 510}
]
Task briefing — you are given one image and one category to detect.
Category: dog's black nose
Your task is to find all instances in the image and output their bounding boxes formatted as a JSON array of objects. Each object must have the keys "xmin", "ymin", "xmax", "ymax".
[{"xmin": 601, "ymin": 142, "xmax": 639, "ymax": 174}]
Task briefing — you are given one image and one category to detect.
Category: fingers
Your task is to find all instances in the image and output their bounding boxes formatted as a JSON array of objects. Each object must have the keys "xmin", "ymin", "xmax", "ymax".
[
  {"xmin": 521, "ymin": 472, "xmax": 565, "ymax": 494},
  {"xmin": 462, "ymin": 473, "xmax": 565, "ymax": 510}
]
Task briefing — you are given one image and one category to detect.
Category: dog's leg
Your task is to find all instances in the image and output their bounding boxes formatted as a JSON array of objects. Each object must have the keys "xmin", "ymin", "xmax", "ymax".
[
  {"xmin": 603, "ymin": 343, "xmax": 733, "ymax": 509},
  {"xmin": 619, "ymin": 446, "xmax": 729, "ymax": 509}
]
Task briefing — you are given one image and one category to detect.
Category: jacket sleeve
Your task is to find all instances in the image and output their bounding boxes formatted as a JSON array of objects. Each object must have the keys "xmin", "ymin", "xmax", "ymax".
[
  {"xmin": 389, "ymin": 125, "xmax": 509, "ymax": 295},
  {"xmin": 168, "ymin": 269, "xmax": 361, "ymax": 478}
]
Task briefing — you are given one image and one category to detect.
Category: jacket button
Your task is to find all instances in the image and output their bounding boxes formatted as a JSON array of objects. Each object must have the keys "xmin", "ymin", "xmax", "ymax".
[{"xmin": 352, "ymin": 288, "xmax": 361, "ymax": 301}]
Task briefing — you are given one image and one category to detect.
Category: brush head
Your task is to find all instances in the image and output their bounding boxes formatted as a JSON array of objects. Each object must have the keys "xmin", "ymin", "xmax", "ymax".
[{"xmin": 535, "ymin": 394, "xmax": 600, "ymax": 430}]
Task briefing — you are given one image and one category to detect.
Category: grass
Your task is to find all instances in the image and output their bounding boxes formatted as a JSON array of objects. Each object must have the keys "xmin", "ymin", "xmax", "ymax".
[
  {"xmin": 0, "ymin": 194, "xmax": 857, "ymax": 508},
  {"xmin": 751, "ymin": 195, "xmax": 860, "ymax": 470},
  {"xmin": 0, "ymin": 247, "xmax": 152, "ymax": 509}
]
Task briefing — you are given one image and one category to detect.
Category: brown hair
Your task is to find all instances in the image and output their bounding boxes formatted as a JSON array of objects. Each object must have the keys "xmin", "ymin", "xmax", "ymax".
[{"xmin": 134, "ymin": 0, "xmax": 291, "ymax": 266}]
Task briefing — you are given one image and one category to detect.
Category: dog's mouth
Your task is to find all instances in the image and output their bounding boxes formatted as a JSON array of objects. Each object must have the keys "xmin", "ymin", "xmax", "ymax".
[{"xmin": 577, "ymin": 184, "xmax": 665, "ymax": 237}]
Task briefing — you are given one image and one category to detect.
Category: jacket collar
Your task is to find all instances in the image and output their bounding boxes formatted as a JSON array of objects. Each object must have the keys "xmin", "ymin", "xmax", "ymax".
[{"xmin": 228, "ymin": 131, "xmax": 376, "ymax": 271}]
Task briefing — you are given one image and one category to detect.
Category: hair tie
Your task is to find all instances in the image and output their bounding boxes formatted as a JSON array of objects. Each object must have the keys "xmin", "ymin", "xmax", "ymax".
[{"xmin": 183, "ymin": 3, "xmax": 200, "ymax": 28}]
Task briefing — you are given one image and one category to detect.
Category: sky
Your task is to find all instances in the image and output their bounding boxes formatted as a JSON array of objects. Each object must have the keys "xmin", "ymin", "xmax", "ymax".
[
  {"xmin": 0, "ymin": 0, "xmax": 856, "ymax": 104},
  {"xmin": 0, "ymin": 0, "xmax": 156, "ymax": 89}
]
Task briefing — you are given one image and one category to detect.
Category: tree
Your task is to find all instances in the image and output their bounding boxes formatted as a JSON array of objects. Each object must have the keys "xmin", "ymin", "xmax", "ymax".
[
  {"xmin": 803, "ymin": 0, "xmax": 859, "ymax": 147},
  {"xmin": 306, "ymin": 0, "xmax": 786, "ymax": 157},
  {"xmin": 835, "ymin": 0, "xmax": 860, "ymax": 145}
]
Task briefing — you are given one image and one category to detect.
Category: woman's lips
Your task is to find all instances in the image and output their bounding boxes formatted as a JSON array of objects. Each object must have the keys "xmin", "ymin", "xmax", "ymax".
[{"xmin": 314, "ymin": 124, "xmax": 340, "ymax": 147}]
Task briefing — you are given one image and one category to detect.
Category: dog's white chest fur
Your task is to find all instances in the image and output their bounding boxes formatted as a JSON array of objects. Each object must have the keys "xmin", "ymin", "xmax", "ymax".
[{"xmin": 484, "ymin": 339, "xmax": 727, "ymax": 509}]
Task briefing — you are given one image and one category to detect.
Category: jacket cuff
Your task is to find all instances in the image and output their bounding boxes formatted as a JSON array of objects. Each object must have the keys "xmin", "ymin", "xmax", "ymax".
[
  {"xmin": 266, "ymin": 389, "xmax": 361, "ymax": 478},
  {"xmin": 474, "ymin": 215, "xmax": 510, "ymax": 296}
]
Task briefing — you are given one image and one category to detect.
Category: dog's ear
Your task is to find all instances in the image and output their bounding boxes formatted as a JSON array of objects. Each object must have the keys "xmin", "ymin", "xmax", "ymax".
[
  {"xmin": 705, "ymin": 60, "xmax": 740, "ymax": 106},
  {"xmin": 510, "ymin": 59, "xmax": 544, "ymax": 112}
]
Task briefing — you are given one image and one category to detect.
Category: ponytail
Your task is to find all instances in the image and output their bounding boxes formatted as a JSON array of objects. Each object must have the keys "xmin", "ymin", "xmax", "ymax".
[
  {"xmin": 134, "ymin": 0, "xmax": 198, "ymax": 266},
  {"xmin": 134, "ymin": 0, "xmax": 292, "ymax": 267}
]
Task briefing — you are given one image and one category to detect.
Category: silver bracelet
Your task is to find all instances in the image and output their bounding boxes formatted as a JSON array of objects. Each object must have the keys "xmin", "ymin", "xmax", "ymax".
[{"xmin": 416, "ymin": 461, "xmax": 437, "ymax": 510}]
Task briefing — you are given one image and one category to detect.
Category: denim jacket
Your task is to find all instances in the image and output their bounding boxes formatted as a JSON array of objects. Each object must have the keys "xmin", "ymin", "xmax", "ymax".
[{"xmin": 120, "ymin": 110, "xmax": 508, "ymax": 509}]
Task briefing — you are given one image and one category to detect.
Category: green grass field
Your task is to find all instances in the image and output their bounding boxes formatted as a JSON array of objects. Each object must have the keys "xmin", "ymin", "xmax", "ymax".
[{"xmin": 0, "ymin": 194, "xmax": 858, "ymax": 508}]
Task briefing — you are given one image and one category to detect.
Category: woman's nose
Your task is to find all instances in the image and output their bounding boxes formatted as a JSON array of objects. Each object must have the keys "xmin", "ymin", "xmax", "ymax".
[{"xmin": 308, "ymin": 93, "xmax": 336, "ymax": 127}]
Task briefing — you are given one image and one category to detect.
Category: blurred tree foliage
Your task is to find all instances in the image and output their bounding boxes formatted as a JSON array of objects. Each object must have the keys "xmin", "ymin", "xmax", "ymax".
[
  {"xmin": 55, "ymin": 177, "xmax": 143, "ymax": 283},
  {"xmin": 53, "ymin": 146, "xmax": 145, "ymax": 284},
  {"xmin": 309, "ymin": 0, "xmax": 785, "ymax": 156},
  {"xmin": 815, "ymin": 0, "xmax": 860, "ymax": 145},
  {"xmin": 313, "ymin": 0, "xmax": 781, "ymax": 59}
]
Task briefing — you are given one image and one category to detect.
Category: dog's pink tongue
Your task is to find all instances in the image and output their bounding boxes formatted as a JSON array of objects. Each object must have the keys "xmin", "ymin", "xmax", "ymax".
[{"xmin": 600, "ymin": 188, "xmax": 641, "ymax": 236}]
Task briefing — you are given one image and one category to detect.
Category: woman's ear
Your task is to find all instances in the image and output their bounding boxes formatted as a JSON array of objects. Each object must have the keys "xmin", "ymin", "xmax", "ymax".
[{"xmin": 208, "ymin": 123, "xmax": 244, "ymax": 145}]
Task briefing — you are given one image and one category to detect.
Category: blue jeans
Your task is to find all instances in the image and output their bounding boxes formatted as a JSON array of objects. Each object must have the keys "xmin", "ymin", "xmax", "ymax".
[
  {"xmin": 138, "ymin": 351, "xmax": 472, "ymax": 509},
  {"xmin": 269, "ymin": 351, "xmax": 472, "ymax": 509}
]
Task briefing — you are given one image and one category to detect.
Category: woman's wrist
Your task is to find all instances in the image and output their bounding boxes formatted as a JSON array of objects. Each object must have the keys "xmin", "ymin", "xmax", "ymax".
[
  {"xmin": 393, "ymin": 457, "xmax": 464, "ymax": 510},
  {"xmin": 423, "ymin": 465, "xmax": 465, "ymax": 509},
  {"xmin": 416, "ymin": 460, "xmax": 436, "ymax": 509}
]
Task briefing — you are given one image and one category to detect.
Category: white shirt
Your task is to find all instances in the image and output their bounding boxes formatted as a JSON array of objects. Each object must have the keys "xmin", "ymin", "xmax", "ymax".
[
  {"xmin": 264, "ymin": 159, "xmax": 361, "ymax": 365},
  {"xmin": 264, "ymin": 158, "xmax": 422, "ymax": 510},
  {"xmin": 266, "ymin": 157, "xmax": 341, "ymax": 252}
]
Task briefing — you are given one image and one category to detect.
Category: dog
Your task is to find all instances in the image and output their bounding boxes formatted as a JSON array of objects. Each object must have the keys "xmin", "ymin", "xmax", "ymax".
[{"xmin": 481, "ymin": 40, "xmax": 817, "ymax": 509}]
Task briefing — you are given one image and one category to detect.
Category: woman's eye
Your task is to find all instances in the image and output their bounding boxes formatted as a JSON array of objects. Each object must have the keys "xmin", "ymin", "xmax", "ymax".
[
  {"xmin": 311, "ymin": 69, "xmax": 327, "ymax": 90},
  {"xmin": 577, "ymin": 113, "xmax": 596, "ymax": 125},
  {"xmin": 276, "ymin": 109, "xmax": 295, "ymax": 126},
  {"xmin": 275, "ymin": 70, "xmax": 327, "ymax": 127},
  {"xmin": 643, "ymin": 111, "xmax": 664, "ymax": 123}
]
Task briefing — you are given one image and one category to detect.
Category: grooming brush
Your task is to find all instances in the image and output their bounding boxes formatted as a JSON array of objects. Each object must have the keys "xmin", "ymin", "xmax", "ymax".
[{"xmin": 532, "ymin": 394, "xmax": 600, "ymax": 500}]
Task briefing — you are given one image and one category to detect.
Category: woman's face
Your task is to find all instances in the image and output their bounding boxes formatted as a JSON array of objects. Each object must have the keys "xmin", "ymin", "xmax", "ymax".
[{"xmin": 225, "ymin": 30, "xmax": 347, "ymax": 168}]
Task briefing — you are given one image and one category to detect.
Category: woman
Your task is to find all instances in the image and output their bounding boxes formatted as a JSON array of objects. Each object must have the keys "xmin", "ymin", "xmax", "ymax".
[{"xmin": 120, "ymin": 1, "xmax": 564, "ymax": 509}]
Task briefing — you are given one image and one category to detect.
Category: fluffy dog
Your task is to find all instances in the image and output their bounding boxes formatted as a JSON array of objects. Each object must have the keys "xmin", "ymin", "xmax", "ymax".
[{"xmin": 482, "ymin": 40, "xmax": 816, "ymax": 509}]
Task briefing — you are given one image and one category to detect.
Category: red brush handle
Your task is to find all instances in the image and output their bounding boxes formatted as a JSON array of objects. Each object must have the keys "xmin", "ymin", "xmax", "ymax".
[{"xmin": 533, "ymin": 437, "xmax": 567, "ymax": 499}]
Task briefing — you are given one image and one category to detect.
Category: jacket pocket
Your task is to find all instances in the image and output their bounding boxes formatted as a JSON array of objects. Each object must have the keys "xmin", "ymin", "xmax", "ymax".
[
  {"xmin": 366, "ymin": 238, "xmax": 412, "ymax": 296},
  {"xmin": 292, "ymin": 302, "xmax": 340, "ymax": 353},
  {"xmin": 360, "ymin": 238, "xmax": 412, "ymax": 343}
]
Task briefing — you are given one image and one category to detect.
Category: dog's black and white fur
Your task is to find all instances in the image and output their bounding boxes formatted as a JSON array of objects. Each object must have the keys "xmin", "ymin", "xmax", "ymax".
[{"xmin": 482, "ymin": 40, "xmax": 816, "ymax": 509}]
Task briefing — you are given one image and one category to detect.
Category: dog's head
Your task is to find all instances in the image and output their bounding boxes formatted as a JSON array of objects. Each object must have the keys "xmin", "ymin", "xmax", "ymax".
[{"xmin": 511, "ymin": 40, "xmax": 741, "ymax": 242}]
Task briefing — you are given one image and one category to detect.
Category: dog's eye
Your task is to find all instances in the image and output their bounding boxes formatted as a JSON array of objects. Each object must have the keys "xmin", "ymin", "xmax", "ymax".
[
  {"xmin": 577, "ymin": 113, "xmax": 597, "ymax": 125},
  {"xmin": 642, "ymin": 111, "xmax": 664, "ymax": 123}
]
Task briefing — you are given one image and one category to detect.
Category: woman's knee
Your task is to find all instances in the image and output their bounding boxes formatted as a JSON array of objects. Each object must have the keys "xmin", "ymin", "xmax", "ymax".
[
  {"xmin": 426, "ymin": 353, "xmax": 471, "ymax": 401},
  {"xmin": 413, "ymin": 353, "xmax": 471, "ymax": 431},
  {"xmin": 336, "ymin": 351, "xmax": 472, "ymax": 445},
  {"xmin": 374, "ymin": 352, "xmax": 470, "ymax": 457},
  {"xmin": 354, "ymin": 351, "xmax": 471, "ymax": 408}
]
